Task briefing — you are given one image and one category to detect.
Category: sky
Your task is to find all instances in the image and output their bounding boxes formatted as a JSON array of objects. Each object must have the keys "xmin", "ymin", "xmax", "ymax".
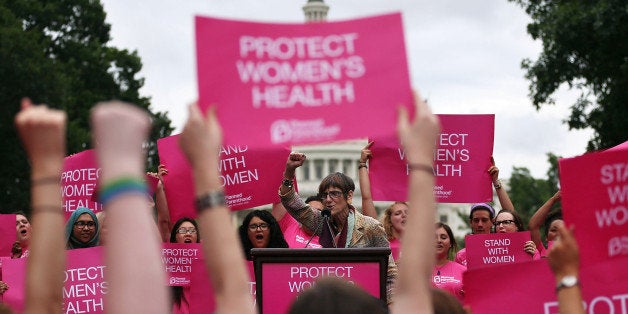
[{"xmin": 100, "ymin": 0, "xmax": 593, "ymax": 180}]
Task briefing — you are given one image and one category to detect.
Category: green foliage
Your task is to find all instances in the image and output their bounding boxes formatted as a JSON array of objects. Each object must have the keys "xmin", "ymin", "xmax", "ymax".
[
  {"xmin": 510, "ymin": 0, "xmax": 628, "ymax": 150},
  {"xmin": 508, "ymin": 153, "xmax": 560, "ymax": 226},
  {"xmin": 0, "ymin": 0, "xmax": 173, "ymax": 213}
]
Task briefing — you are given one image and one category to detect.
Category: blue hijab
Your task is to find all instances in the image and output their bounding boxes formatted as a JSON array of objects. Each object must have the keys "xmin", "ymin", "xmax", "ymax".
[{"xmin": 65, "ymin": 207, "xmax": 100, "ymax": 249}]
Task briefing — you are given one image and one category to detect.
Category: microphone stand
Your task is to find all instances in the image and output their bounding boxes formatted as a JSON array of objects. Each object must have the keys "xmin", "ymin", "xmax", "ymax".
[
  {"xmin": 321, "ymin": 209, "xmax": 337, "ymax": 248},
  {"xmin": 304, "ymin": 211, "xmax": 326, "ymax": 248}
]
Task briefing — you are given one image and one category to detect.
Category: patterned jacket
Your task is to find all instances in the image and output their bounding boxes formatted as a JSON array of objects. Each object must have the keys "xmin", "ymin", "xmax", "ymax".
[{"xmin": 280, "ymin": 188, "xmax": 398, "ymax": 304}]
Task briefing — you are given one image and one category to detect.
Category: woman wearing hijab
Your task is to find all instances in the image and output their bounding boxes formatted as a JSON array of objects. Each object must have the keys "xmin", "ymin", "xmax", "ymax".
[{"xmin": 65, "ymin": 207, "xmax": 99, "ymax": 249}]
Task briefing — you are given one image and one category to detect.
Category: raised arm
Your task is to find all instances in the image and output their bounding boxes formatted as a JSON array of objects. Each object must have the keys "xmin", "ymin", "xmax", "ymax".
[
  {"xmin": 548, "ymin": 225, "xmax": 585, "ymax": 314},
  {"xmin": 153, "ymin": 165, "xmax": 171, "ymax": 242},
  {"xmin": 392, "ymin": 92, "xmax": 440, "ymax": 314},
  {"xmin": 489, "ymin": 157, "xmax": 514, "ymax": 211},
  {"xmin": 178, "ymin": 104, "xmax": 254, "ymax": 314},
  {"xmin": 16, "ymin": 99, "xmax": 67, "ymax": 314},
  {"xmin": 358, "ymin": 141, "xmax": 378, "ymax": 219},
  {"xmin": 529, "ymin": 191, "xmax": 561, "ymax": 248},
  {"xmin": 91, "ymin": 102, "xmax": 169, "ymax": 314}
]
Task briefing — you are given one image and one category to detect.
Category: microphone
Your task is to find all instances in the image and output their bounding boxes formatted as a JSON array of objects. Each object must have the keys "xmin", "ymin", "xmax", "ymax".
[
  {"xmin": 322, "ymin": 209, "xmax": 337, "ymax": 248},
  {"xmin": 304, "ymin": 209, "xmax": 331, "ymax": 248}
]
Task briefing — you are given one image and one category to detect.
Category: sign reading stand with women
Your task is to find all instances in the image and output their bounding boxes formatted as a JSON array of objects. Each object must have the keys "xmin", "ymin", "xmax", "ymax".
[
  {"xmin": 157, "ymin": 135, "xmax": 290, "ymax": 222},
  {"xmin": 464, "ymin": 231, "xmax": 533, "ymax": 270},
  {"xmin": 559, "ymin": 146, "xmax": 628, "ymax": 267},
  {"xmin": 369, "ymin": 114, "xmax": 494, "ymax": 203},
  {"xmin": 195, "ymin": 13, "xmax": 413, "ymax": 147}
]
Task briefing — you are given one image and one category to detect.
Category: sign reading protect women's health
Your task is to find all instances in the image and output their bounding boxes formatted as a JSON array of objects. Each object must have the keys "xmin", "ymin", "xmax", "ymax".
[
  {"xmin": 63, "ymin": 150, "xmax": 102, "ymax": 217},
  {"xmin": 162, "ymin": 243, "xmax": 202, "ymax": 287},
  {"xmin": 559, "ymin": 146, "xmax": 628, "ymax": 267},
  {"xmin": 2, "ymin": 246, "xmax": 106, "ymax": 313},
  {"xmin": 369, "ymin": 114, "xmax": 494, "ymax": 203},
  {"xmin": 195, "ymin": 13, "xmax": 413, "ymax": 147}
]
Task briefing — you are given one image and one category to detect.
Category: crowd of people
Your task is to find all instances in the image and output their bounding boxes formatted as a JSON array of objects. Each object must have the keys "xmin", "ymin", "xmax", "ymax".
[{"xmin": 0, "ymin": 94, "xmax": 585, "ymax": 314}]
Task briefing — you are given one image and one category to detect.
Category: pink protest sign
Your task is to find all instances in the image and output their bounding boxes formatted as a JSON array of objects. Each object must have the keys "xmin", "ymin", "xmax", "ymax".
[
  {"xmin": 63, "ymin": 149, "xmax": 102, "ymax": 217},
  {"xmin": 162, "ymin": 242, "xmax": 202, "ymax": 286},
  {"xmin": 195, "ymin": 13, "xmax": 413, "ymax": 147},
  {"xmin": 559, "ymin": 147, "xmax": 628, "ymax": 267},
  {"xmin": 260, "ymin": 262, "xmax": 380, "ymax": 314},
  {"xmin": 0, "ymin": 247, "xmax": 106, "ymax": 313},
  {"xmin": 157, "ymin": 135, "xmax": 290, "ymax": 221},
  {"xmin": 64, "ymin": 246, "xmax": 106, "ymax": 313},
  {"xmin": 1, "ymin": 257, "xmax": 26, "ymax": 312},
  {"xmin": 370, "ymin": 114, "xmax": 494, "ymax": 203},
  {"xmin": 464, "ymin": 231, "xmax": 533, "ymax": 270},
  {"xmin": 465, "ymin": 257, "xmax": 628, "ymax": 314},
  {"xmin": 0, "ymin": 215, "xmax": 16, "ymax": 257},
  {"xmin": 607, "ymin": 140, "xmax": 628, "ymax": 152},
  {"xmin": 189, "ymin": 259, "xmax": 256, "ymax": 313}
]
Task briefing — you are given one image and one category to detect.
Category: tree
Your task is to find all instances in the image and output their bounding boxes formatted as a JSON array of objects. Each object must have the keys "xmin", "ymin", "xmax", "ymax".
[
  {"xmin": 508, "ymin": 153, "xmax": 560, "ymax": 225},
  {"xmin": 0, "ymin": 0, "xmax": 173, "ymax": 213},
  {"xmin": 510, "ymin": 0, "xmax": 628, "ymax": 151}
]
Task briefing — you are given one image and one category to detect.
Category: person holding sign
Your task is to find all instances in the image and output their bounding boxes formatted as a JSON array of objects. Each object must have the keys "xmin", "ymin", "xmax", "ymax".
[
  {"xmin": 14, "ymin": 212, "xmax": 32, "ymax": 258},
  {"xmin": 279, "ymin": 153, "xmax": 398, "ymax": 304},
  {"xmin": 272, "ymin": 198, "xmax": 323, "ymax": 249},
  {"xmin": 64, "ymin": 207, "xmax": 100, "ymax": 249},
  {"xmin": 359, "ymin": 141, "xmax": 407, "ymax": 261},
  {"xmin": 494, "ymin": 209, "xmax": 540, "ymax": 259},
  {"xmin": 432, "ymin": 222, "xmax": 466, "ymax": 302},
  {"xmin": 455, "ymin": 203, "xmax": 496, "ymax": 266},
  {"xmin": 529, "ymin": 190, "xmax": 563, "ymax": 257},
  {"xmin": 238, "ymin": 209, "xmax": 288, "ymax": 260},
  {"xmin": 170, "ymin": 217, "xmax": 201, "ymax": 313}
]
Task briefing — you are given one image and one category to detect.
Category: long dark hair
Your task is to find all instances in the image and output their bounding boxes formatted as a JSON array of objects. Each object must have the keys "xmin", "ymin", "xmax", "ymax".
[
  {"xmin": 170, "ymin": 217, "xmax": 200, "ymax": 308},
  {"xmin": 170, "ymin": 217, "xmax": 200, "ymax": 243},
  {"xmin": 238, "ymin": 210, "xmax": 288, "ymax": 260},
  {"xmin": 435, "ymin": 222, "xmax": 457, "ymax": 260}
]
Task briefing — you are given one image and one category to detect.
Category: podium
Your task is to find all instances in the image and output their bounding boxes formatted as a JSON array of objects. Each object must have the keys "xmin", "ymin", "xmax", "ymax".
[{"xmin": 251, "ymin": 248, "xmax": 390, "ymax": 314}]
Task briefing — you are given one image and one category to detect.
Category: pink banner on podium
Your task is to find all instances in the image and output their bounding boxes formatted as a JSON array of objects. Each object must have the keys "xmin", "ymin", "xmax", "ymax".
[
  {"xmin": 157, "ymin": 135, "xmax": 290, "ymax": 221},
  {"xmin": 162, "ymin": 243, "xmax": 202, "ymax": 286},
  {"xmin": 464, "ymin": 231, "xmax": 533, "ymax": 270},
  {"xmin": 189, "ymin": 259, "xmax": 256, "ymax": 313},
  {"xmin": 465, "ymin": 257, "xmax": 628, "ymax": 314},
  {"xmin": 63, "ymin": 150, "xmax": 102, "ymax": 217},
  {"xmin": 559, "ymin": 147, "xmax": 628, "ymax": 267},
  {"xmin": 370, "ymin": 114, "xmax": 494, "ymax": 203},
  {"xmin": 195, "ymin": 13, "xmax": 413, "ymax": 147},
  {"xmin": 260, "ymin": 262, "xmax": 381, "ymax": 314},
  {"xmin": 0, "ymin": 215, "xmax": 16, "ymax": 257}
]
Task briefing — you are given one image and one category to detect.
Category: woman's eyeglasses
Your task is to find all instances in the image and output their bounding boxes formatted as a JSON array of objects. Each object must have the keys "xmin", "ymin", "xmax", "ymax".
[
  {"xmin": 319, "ymin": 190, "xmax": 343, "ymax": 200},
  {"xmin": 494, "ymin": 220, "xmax": 515, "ymax": 227},
  {"xmin": 248, "ymin": 223, "xmax": 269, "ymax": 231},
  {"xmin": 177, "ymin": 228, "xmax": 197, "ymax": 234},
  {"xmin": 74, "ymin": 221, "xmax": 96, "ymax": 229}
]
